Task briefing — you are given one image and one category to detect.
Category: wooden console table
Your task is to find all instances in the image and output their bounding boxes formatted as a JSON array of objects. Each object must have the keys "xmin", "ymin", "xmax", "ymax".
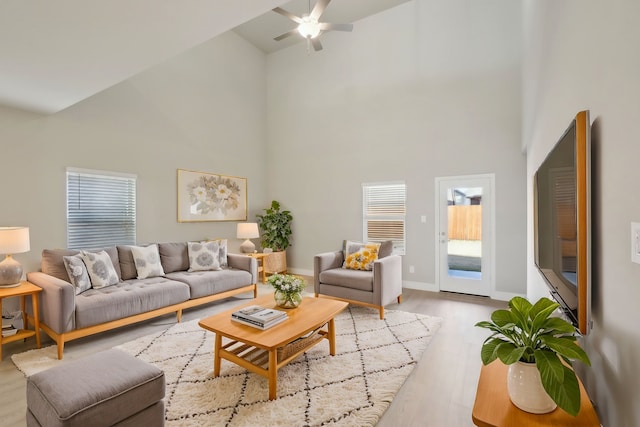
[{"xmin": 472, "ymin": 360, "xmax": 600, "ymax": 426}]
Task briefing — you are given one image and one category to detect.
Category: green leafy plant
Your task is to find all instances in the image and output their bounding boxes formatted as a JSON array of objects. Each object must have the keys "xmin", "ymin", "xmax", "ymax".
[
  {"xmin": 475, "ymin": 296, "xmax": 591, "ymax": 417},
  {"xmin": 256, "ymin": 200, "xmax": 293, "ymax": 252}
]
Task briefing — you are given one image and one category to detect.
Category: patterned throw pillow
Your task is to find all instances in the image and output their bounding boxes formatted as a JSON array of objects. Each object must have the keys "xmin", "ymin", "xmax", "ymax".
[
  {"xmin": 62, "ymin": 255, "xmax": 92, "ymax": 294},
  {"xmin": 215, "ymin": 238, "xmax": 228, "ymax": 267},
  {"xmin": 130, "ymin": 244, "xmax": 165, "ymax": 279},
  {"xmin": 81, "ymin": 250, "xmax": 119, "ymax": 289},
  {"xmin": 187, "ymin": 241, "xmax": 221, "ymax": 272},
  {"xmin": 342, "ymin": 240, "xmax": 382, "ymax": 271}
]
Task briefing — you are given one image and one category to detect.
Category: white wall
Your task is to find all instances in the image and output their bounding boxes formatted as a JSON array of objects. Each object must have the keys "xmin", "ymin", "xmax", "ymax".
[
  {"xmin": 524, "ymin": 0, "xmax": 640, "ymax": 425},
  {"xmin": 0, "ymin": 31, "xmax": 269, "ymax": 276},
  {"xmin": 266, "ymin": 0, "xmax": 526, "ymax": 295}
]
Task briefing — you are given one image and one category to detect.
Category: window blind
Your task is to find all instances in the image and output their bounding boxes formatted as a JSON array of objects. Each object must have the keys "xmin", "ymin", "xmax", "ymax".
[
  {"xmin": 66, "ymin": 168, "xmax": 137, "ymax": 249},
  {"xmin": 362, "ymin": 182, "xmax": 406, "ymax": 254}
]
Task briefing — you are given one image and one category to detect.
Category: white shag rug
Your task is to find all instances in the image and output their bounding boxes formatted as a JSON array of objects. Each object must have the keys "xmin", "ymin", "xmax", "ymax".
[{"xmin": 13, "ymin": 306, "xmax": 441, "ymax": 426}]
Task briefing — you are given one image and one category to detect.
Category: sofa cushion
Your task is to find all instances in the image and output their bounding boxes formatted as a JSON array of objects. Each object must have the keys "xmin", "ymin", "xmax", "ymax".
[
  {"xmin": 117, "ymin": 245, "xmax": 137, "ymax": 280},
  {"xmin": 42, "ymin": 249, "xmax": 81, "ymax": 282},
  {"xmin": 62, "ymin": 255, "xmax": 91, "ymax": 294},
  {"xmin": 74, "ymin": 278, "xmax": 190, "ymax": 328},
  {"xmin": 165, "ymin": 269, "xmax": 252, "ymax": 299},
  {"xmin": 378, "ymin": 240, "xmax": 394, "ymax": 258},
  {"xmin": 187, "ymin": 241, "xmax": 221, "ymax": 272},
  {"xmin": 81, "ymin": 250, "xmax": 119, "ymax": 289},
  {"xmin": 158, "ymin": 242, "xmax": 189, "ymax": 273},
  {"xmin": 318, "ymin": 268, "xmax": 374, "ymax": 292},
  {"xmin": 343, "ymin": 241, "xmax": 381, "ymax": 271},
  {"xmin": 131, "ymin": 244, "xmax": 165, "ymax": 279}
]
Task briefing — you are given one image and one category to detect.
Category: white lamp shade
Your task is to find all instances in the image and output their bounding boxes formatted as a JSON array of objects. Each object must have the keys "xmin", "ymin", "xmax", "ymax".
[
  {"xmin": 0, "ymin": 227, "xmax": 30, "ymax": 254},
  {"xmin": 237, "ymin": 223, "xmax": 259, "ymax": 239}
]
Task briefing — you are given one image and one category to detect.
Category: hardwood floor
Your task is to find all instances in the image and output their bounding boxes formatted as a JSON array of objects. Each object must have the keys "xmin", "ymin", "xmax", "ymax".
[{"xmin": 0, "ymin": 283, "xmax": 505, "ymax": 427}]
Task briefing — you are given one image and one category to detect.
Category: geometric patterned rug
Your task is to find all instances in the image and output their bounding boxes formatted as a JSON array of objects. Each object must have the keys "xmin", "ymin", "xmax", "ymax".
[{"xmin": 13, "ymin": 306, "xmax": 441, "ymax": 426}]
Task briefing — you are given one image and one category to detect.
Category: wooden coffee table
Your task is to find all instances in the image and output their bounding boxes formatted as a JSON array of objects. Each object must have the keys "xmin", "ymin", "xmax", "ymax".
[{"xmin": 198, "ymin": 294, "xmax": 348, "ymax": 400}]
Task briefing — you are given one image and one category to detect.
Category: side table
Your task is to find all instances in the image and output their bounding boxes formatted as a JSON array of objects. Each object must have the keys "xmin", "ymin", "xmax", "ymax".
[
  {"xmin": 472, "ymin": 360, "xmax": 600, "ymax": 426},
  {"xmin": 0, "ymin": 281, "xmax": 41, "ymax": 359},
  {"xmin": 244, "ymin": 252, "xmax": 270, "ymax": 283}
]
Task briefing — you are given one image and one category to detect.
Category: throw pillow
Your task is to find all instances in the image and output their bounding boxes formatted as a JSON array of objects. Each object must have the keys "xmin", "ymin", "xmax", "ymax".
[
  {"xmin": 62, "ymin": 255, "xmax": 92, "ymax": 294},
  {"xmin": 187, "ymin": 241, "xmax": 221, "ymax": 272},
  {"xmin": 342, "ymin": 240, "xmax": 381, "ymax": 271},
  {"xmin": 81, "ymin": 250, "xmax": 119, "ymax": 289},
  {"xmin": 130, "ymin": 244, "xmax": 165, "ymax": 279},
  {"xmin": 205, "ymin": 238, "xmax": 228, "ymax": 268},
  {"xmin": 215, "ymin": 238, "xmax": 228, "ymax": 267}
]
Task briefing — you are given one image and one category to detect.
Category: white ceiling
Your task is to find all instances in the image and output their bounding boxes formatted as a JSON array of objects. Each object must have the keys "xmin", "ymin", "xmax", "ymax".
[{"xmin": 0, "ymin": 0, "xmax": 409, "ymax": 114}]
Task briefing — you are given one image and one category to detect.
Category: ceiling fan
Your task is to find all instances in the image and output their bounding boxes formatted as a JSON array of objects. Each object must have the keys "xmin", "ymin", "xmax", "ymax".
[{"xmin": 272, "ymin": 0, "xmax": 354, "ymax": 52}]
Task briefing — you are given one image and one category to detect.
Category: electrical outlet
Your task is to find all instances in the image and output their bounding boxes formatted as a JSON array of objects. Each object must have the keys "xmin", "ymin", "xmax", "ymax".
[
  {"xmin": 409, "ymin": 265, "xmax": 415, "ymax": 273},
  {"xmin": 632, "ymin": 222, "xmax": 640, "ymax": 264}
]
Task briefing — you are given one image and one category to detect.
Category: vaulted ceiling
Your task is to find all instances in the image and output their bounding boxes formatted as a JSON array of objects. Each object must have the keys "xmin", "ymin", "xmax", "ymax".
[{"xmin": 0, "ymin": 0, "xmax": 409, "ymax": 114}]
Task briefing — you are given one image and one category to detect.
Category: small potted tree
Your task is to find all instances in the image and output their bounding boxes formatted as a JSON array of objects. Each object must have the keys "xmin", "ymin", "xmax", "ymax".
[
  {"xmin": 475, "ymin": 296, "xmax": 591, "ymax": 416},
  {"xmin": 256, "ymin": 201, "xmax": 292, "ymax": 278}
]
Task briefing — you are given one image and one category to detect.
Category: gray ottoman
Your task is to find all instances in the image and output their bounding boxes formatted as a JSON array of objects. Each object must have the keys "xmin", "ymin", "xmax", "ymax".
[{"xmin": 26, "ymin": 349, "xmax": 165, "ymax": 427}]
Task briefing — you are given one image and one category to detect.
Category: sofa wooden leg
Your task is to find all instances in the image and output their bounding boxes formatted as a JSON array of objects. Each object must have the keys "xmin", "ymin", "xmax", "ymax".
[
  {"xmin": 176, "ymin": 309, "xmax": 183, "ymax": 323},
  {"xmin": 57, "ymin": 339, "xmax": 65, "ymax": 360},
  {"xmin": 397, "ymin": 294, "xmax": 403, "ymax": 304},
  {"xmin": 379, "ymin": 307, "xmax": 385, "ymax": 320},
  {"xmin": 253, "ymin": 284, "xmax": 258, "ymax": 298}
]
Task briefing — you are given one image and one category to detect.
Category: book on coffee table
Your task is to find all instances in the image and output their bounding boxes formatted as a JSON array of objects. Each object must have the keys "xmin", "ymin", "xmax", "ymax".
[
  {"xmin": 231, "ymin": 314, "xmax": 288, "ymax": 330},
  {"xmin": 231, "ymin": 305, "xmax": 288, "ymax": 330}
]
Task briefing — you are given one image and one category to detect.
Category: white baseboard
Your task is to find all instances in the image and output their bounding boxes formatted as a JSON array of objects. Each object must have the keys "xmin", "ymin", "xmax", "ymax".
[
  {"xmin": 402, "ymin": 280, "xmax": 438, "ymax": 292},
  {"xmin": 491, "ymin": 290, "xmax": 526, "ymax": 301},
  {"xmin": 292, "ymin": 270, "xmax": 522, "ymax": 302},
  {"xmin": 289, "ymin": 268, "xmax": 313, "ymax": 277}
]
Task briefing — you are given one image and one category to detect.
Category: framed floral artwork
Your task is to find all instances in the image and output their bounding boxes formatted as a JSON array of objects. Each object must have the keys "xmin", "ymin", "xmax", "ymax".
[{"xmin": 177, "ymin": 169, "xmax": 247, "ymax": 222}]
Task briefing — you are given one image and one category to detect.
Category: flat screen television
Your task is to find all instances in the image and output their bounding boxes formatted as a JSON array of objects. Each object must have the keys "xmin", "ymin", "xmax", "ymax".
[{"xmin": 534, "ymin": 110, "xmax": 591, "ymax": 335}]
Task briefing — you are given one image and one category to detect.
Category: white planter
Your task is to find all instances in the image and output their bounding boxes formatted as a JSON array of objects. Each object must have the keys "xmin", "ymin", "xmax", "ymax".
[{"xmin": 507, "ymin": 361, "xmax": 557, "ymax": 414}]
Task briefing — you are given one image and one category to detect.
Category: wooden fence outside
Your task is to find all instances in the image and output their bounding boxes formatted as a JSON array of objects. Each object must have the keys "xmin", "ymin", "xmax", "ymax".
[{"xmin": 448, "ymin": 205, "xmax": 482, "ymax": 241}]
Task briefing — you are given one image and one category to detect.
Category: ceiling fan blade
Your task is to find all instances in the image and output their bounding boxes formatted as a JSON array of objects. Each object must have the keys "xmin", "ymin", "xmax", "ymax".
[
  {"xmin": 272, "ymin": 7, "xmax": 303, "ymax": 24},
  {"xmin": 310, "ymin": 0, "xmax": 331, "ymax": 20},
  {"xmin": 311, "ymin": 37, "xmax": 323, "ymax": 51},
  {"xmin": 318, "ymin": 23, "xmax": 353, "ymax": 32},
  {"xmin": 274, "ymin": 29, "xmax": 299, "ymax": 42}
]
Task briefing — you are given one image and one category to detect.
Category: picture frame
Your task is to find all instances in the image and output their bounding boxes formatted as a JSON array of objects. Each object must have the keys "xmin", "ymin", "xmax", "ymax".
[{"xmin": 177, "ymin": 169, "xmax": 247, "ymax": 222}]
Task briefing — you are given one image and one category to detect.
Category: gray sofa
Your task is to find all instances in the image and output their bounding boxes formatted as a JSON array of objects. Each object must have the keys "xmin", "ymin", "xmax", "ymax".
[{"xmin": 27, "ymin": 242, "xmax": 257, "ymax": 359}]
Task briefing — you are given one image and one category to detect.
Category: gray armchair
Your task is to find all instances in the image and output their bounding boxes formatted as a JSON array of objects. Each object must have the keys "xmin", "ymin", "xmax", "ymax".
[{"xmin": 314, "ymin": 241, "xmax": 402, "ymax": 319}]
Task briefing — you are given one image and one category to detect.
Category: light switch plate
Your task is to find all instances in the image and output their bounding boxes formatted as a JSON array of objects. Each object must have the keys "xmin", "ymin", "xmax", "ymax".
[{"xmin": 632, "ymin": 222, "xmax": 640, "ymax": 264}]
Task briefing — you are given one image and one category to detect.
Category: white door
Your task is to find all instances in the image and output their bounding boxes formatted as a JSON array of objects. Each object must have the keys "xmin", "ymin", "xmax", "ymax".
[{"xmin": 435, "ymin": 175, "xmax": 494, "ymax": 296}]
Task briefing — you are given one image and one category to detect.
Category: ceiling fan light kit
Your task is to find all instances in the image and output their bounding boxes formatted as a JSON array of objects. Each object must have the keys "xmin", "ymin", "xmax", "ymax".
[
  {"xmin": 273, "ymin": 0, "xmax": 353, "ymax": 52},
  {"xmin": 297, "ymin": 16, "xmax": 321, "ymax": 39}
]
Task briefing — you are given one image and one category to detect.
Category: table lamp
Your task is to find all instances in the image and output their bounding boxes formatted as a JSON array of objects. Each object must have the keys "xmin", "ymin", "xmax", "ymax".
[
  {"xmin": 0, "ymin": 226, "xmax": 30, "ymax": 288},
  {"xmin": 237, "ymin": 223, "xmax": 259, "ymax": 253}
]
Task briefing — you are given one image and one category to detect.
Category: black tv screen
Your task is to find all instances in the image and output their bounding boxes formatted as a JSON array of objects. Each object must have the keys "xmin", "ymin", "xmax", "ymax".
[{"xmin": 534, "ymin": 110, "xmax": 591, "ymax": 335}]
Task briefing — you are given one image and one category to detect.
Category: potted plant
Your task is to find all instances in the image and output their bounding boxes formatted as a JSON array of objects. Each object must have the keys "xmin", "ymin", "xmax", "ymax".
[
  {"xmin": 256, "ymin": 200, "xmax": 292, "ymax": 252},
  {"xmin": 475, "ymin": 296, "xmax": 591, "ymax": 417},
  {"xmin": 256, "ymin": 201, "xmax": 293, "ymax": 278}
]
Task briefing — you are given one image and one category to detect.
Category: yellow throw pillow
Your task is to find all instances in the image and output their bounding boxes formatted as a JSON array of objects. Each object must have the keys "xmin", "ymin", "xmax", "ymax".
[{"xmin": 343, "ymin": 241, "xmax": 381, "ymax": 271}]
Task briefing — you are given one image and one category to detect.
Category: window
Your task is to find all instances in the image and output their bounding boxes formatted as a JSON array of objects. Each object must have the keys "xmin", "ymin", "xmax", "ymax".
[
  {"xmin": 362, "ymin": 181, "xmax": 406, "ymax": 255},
  {"xmin": 66, "ymin": 168, "xmax": 137, "ymax": 249}
]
